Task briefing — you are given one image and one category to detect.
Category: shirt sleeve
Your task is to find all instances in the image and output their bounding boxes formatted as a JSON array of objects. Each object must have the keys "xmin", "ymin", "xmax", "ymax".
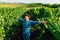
[
  {"xmin": 31, "ymin": 20, "xmax": 41, "ymax": 25},
  {"xmin": 18, "ymin": 18, "xmax": 24, "ymax": 22}
]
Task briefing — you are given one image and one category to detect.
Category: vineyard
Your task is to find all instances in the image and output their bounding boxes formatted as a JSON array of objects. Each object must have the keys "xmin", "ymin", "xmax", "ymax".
[{"xmin": 0, "ymin": 4, "xmax": 60, "ymax": 40}]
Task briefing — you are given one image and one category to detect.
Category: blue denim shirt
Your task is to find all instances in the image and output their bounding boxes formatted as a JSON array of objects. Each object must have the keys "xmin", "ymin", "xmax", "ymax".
[{"xmin": 18, "ymin": 18, "xmax": 41, "ymax": 33}]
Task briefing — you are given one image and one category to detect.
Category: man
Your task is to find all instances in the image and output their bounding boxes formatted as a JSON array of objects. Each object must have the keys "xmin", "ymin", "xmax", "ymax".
[{"xmin": 18, "ymin": 14, "xmax": 47, "ymax": 40}]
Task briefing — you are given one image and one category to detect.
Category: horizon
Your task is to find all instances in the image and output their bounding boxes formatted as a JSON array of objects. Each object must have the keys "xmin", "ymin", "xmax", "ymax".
[{"xmin": 0, "ymin": 0, "xmax": 60, "ymax": 4}]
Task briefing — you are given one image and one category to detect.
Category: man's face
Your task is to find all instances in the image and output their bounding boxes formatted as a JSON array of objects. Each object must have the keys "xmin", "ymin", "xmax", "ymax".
[{"xmin": 24, "ymin": 16, "xmax": 29, "ymax": 21}]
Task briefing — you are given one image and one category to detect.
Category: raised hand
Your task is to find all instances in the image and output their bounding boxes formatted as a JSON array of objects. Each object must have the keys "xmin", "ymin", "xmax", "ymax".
[{"xmin": 41, "ymin": 20, "xmax": 47, "ymax": 24}]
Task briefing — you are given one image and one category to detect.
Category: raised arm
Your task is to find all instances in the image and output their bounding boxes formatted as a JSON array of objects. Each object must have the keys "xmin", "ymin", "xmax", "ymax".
[
  {"xmin": 18, "ymin": 18, "xmax": 24, "ymax": 22},
  {"xmin": 31, "ymin": 20, "xmax": 41, "ymax": 25},
  {"xmin": 30, "ymin": 20, "xmax": 47, "ymax": 25}
]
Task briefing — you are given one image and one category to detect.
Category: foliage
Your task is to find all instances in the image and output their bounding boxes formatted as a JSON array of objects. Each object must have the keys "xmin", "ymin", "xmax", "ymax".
[{"xmin": 0, "ymin": 7, "xmax": 60, "ymax": 40}]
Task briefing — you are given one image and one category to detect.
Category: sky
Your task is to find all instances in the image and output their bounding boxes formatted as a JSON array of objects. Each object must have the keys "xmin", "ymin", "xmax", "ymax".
[{"xmin": 0, "ymin": 0, "xmax": 60, "ymax": 4}]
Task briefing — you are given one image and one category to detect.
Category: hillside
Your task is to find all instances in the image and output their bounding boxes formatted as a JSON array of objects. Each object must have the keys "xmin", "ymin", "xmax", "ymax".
[{"xmin": 0, "ymin": 3, "xmax": 60, "ymax": 8}]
